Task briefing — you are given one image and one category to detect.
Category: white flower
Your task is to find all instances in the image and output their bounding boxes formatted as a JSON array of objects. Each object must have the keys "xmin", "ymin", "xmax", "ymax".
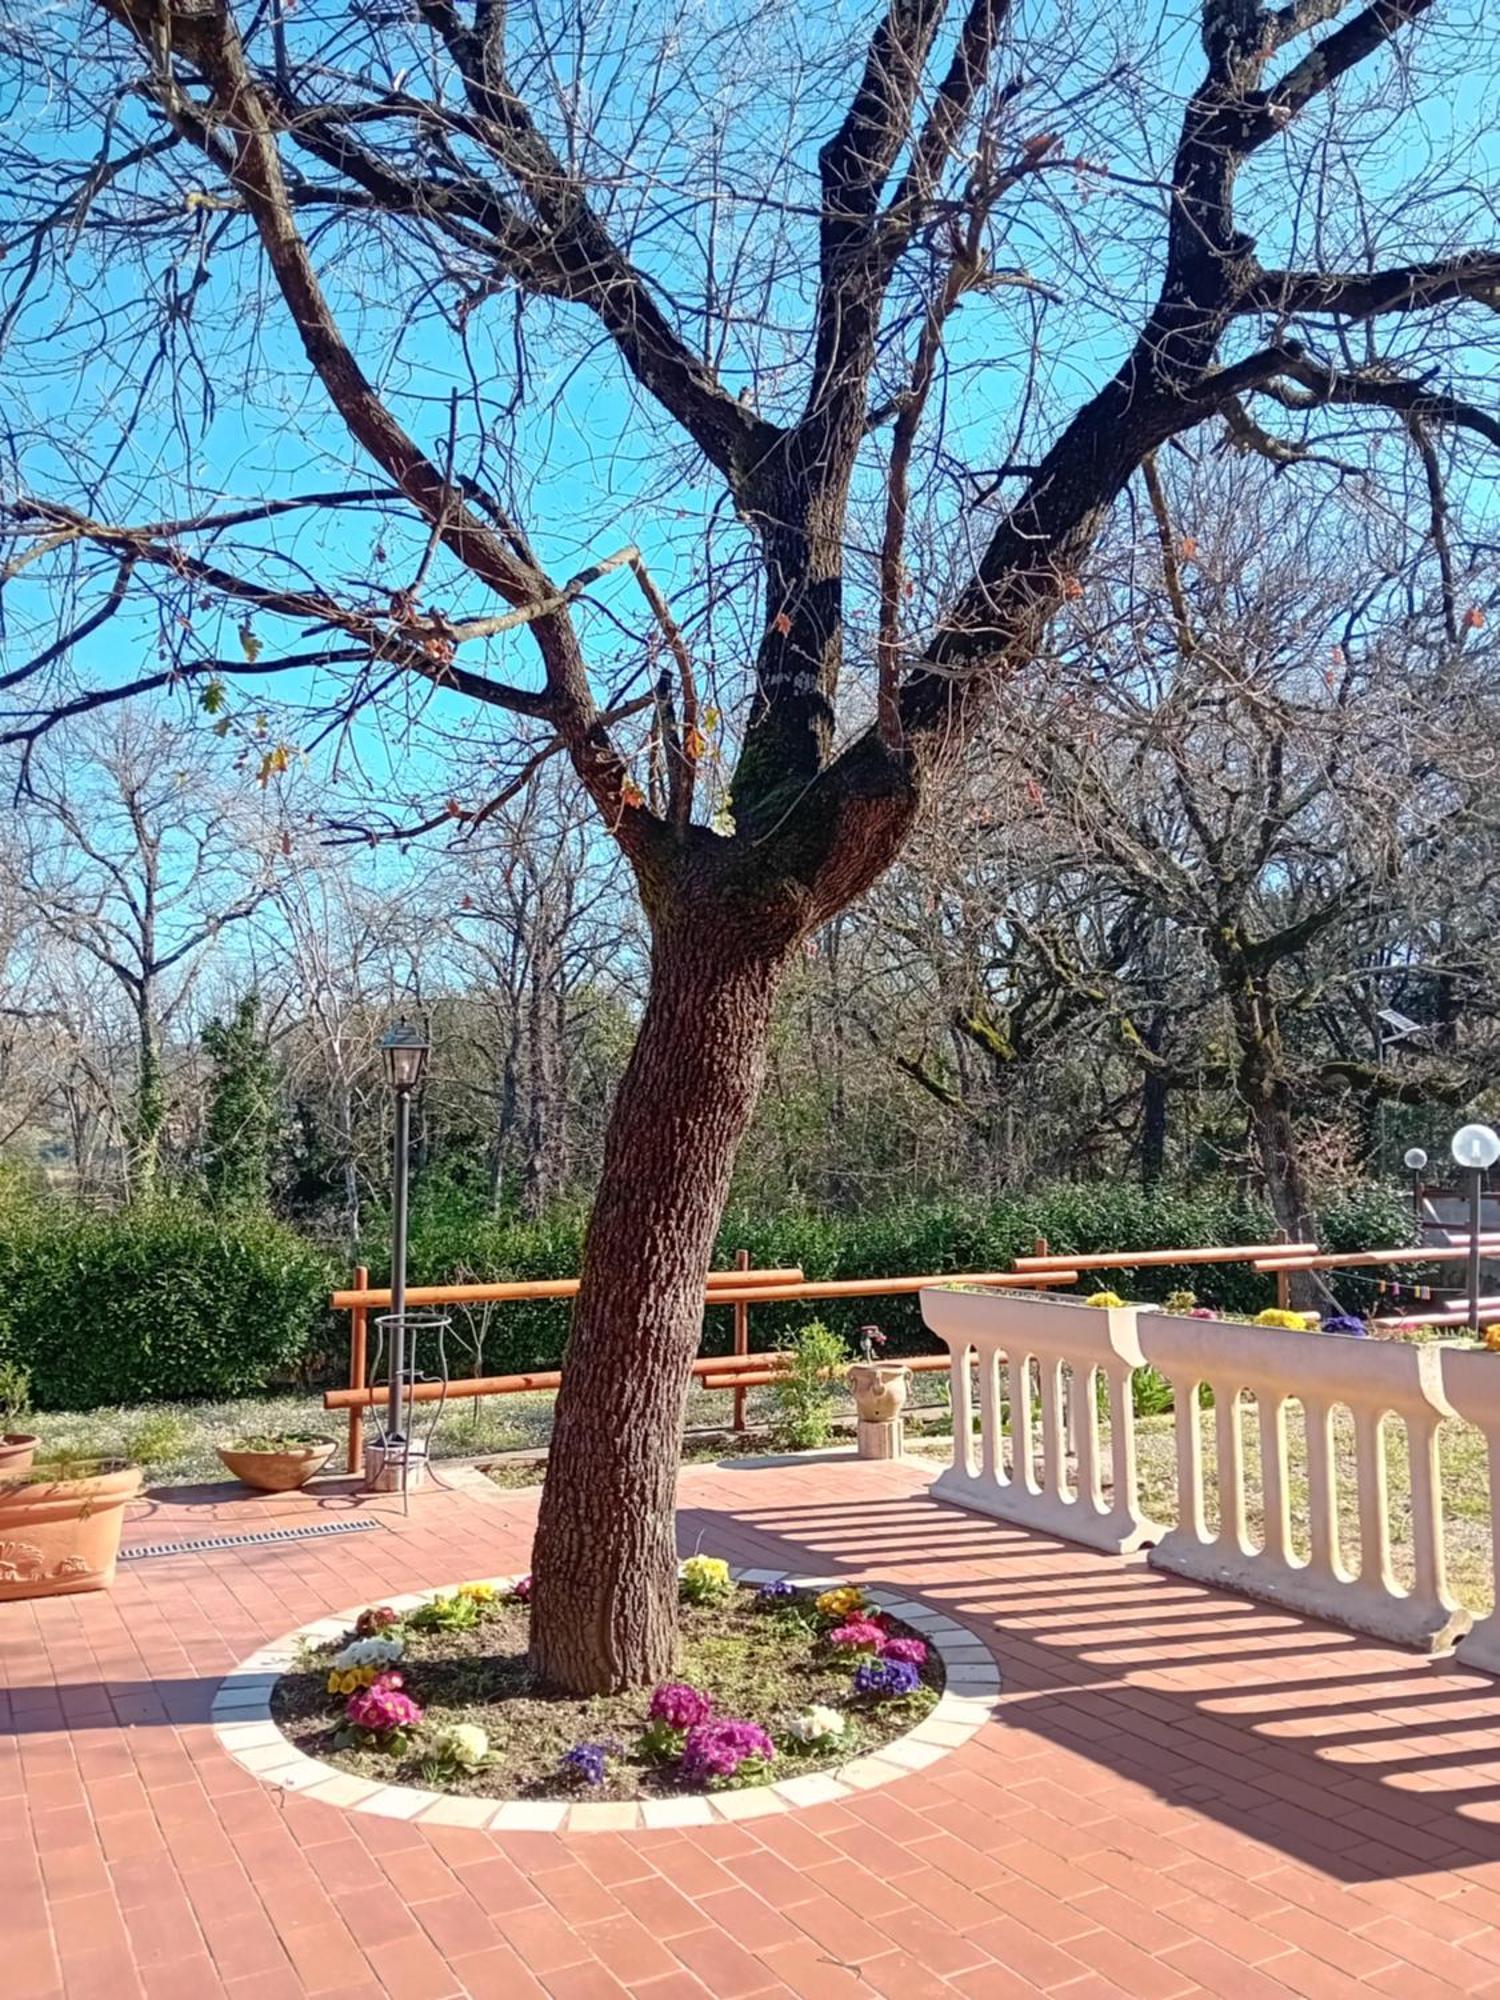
[
  {"xmin": 332, "ymin": 1635, "xmax": 404, "ymax": 1671},
  {"xmin": 432, "ymin": 1722, "xmax": 489, "ymax": 1768},
  {"xmin": 787, "ymin": 1705, "xmax": 846, "ymax": 1747}
]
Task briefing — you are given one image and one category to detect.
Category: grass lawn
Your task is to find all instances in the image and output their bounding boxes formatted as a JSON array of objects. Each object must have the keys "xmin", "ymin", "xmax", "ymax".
[
  {"xmin": 22, "ymin": 1375, "xmax": 956, "ymax": 1488},
  {"xmin": 912, "ymin": 1404, "xmax": 1496, "ymax": 1614}
]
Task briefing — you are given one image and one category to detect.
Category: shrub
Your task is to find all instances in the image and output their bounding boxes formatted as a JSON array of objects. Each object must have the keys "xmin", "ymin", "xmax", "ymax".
[
  {"xmin": 0, "ymin": 1198, "xmax": 333, "ymax": 1410},
  {"xmin": 770, "ymin": 1319, "xmax": 847, "ymax": 1451}
]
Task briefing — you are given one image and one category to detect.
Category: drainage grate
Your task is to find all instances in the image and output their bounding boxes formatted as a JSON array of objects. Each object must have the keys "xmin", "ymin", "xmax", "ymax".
[{"xmin": 121, "ymin": 1518, "xmax": 382, "ymax": 1562}]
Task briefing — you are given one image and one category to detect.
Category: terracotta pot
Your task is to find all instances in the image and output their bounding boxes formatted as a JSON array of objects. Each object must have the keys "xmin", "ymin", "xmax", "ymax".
[
  {"xmin": 0, "ymin": 1433, "xmax": 38, "ymax": 1477},
  {"xmin": 848, "ymin": 1361, "xmax": 910, "ymax": 1424},
  {"xmin": 216, "ymin": 1439, "xmax": 336, "ymax": 1493},
  {"xmin": 0, "ymin": 1462, "xmax": 142, "ymax": 1599}
]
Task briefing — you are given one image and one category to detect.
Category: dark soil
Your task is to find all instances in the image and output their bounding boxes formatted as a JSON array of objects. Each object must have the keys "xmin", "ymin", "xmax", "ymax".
[{"xmin": 271, "ymin": 1583, "xmax": 942, "ymax": 1802}]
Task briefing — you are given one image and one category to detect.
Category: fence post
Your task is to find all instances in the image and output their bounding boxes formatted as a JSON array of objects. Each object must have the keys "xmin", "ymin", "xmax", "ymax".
[
  {"xmin": 1033, "ymin": 1236, "xmax": 1048, "ymax": 1259},
  {"xmin": 346, "ymin": 1264, "xmax": 369, "ymax": 1474},
  {"xmin": 732, "ymin": 1247, "xmax": 750, "ymax": 1433}
]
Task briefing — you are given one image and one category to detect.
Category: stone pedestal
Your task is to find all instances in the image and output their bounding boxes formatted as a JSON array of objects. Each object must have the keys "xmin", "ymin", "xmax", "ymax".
[
  {"xmin": 364, "ymin": 1438, "xmax": 430, "ymax": 1493},
  {"xmin": 856, "ymin": 1415, "xmax": 905, "ymax": 1459},
  {"xmin": 849, "ymin": 1361, "xmax": 910, "ymax": 1461}
]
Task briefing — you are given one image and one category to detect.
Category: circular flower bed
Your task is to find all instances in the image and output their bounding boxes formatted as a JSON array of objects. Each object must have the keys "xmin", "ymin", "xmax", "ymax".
[{"xmin": 270, "ymin": 1561, "xmax": 944, "ymax": 1803}]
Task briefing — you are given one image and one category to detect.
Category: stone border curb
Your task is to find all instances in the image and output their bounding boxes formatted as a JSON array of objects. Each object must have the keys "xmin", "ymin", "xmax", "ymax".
[{"xmin": 210, "ymin": 1567, "xmax": 999, "ymax": 1833}]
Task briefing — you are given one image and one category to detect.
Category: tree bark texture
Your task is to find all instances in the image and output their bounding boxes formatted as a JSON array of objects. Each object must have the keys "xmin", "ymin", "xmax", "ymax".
[{"xmin": 528, "ymin": 911, "xmax": 794, "ymax": 1692}]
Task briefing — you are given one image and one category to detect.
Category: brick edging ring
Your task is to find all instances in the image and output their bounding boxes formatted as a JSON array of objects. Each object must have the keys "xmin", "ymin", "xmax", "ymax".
[{"xmin": 209, "ymin": 1567, "xmax": 1000, "ymax": 1833}]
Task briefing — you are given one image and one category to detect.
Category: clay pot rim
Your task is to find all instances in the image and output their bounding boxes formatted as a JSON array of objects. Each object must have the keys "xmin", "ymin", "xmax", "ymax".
[
  {"xmin": 0, "ymin": 1431, "xmax": 38, "ymax": 1447},
  {"xmin": 217, "ymin": 1448, "xmax": 334, "ymax": 1464},
  {"xmin": 0, "ymin": 1460, "xmax": 141, "ymax": 1499}
]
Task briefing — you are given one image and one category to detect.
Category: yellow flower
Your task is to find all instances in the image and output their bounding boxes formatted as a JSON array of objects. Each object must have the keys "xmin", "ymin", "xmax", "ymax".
[
  {"xmin": 1483, "ymin": 1324, "xmax": 1500, "ymax": 1350},
  {"xmin": 457, "ymin": 1582, "xmax": 496, "ymax": 1603},
  {"xmin": 1254, "ymin": 1308, "xmax": 1313, "ymax": 1331},
  {"xmin": 679, "ymin": 1555, "xmax": 733, "ymax": 1602},
  {"xmin": 326, "ymin": 1671, "xmax": 341, "ymax": 1695},
  {"xmin": 1085, "ymin": 1291, "xmax": 1126, "ymax": 1309},
  {"xmin": 815, "ymin": 1586, "xmax": 866, "ymax": 1621}
]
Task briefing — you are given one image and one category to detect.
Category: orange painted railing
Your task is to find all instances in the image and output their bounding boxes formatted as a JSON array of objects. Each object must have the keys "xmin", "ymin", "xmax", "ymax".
[{"xmin": 328, "ymin": 1262, "xmax": 1080, "ymax": 1467}]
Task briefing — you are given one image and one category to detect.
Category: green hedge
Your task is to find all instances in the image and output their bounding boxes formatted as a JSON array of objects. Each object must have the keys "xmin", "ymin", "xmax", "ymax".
[
  {"xmin": 0, "ymin": 1200, "xmax": 334, "ymax": 1410},
  {"xmin": 350, "ymin": 1180, "xmax": 1415, "ymax": 1378},
  {"xmin": 0, "ymin": 1177, "xmax": 1416, "ymax": 1410}
]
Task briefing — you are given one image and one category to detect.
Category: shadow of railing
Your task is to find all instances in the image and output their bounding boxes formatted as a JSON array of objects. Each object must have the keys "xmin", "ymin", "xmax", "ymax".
[{"xmin": 681, "ymin": 1472, "xmax": 1500, "ymax": 1880}]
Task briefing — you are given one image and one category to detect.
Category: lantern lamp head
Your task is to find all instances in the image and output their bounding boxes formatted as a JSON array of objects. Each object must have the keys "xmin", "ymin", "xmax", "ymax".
[
  {"xmin": 381, "ymin": 1021, "xmax": 429, "ymax": 1093},
  {"xmin": 1451, "ymin": 1124, "xmax": 1500, "ymax": 1173},
  {"xmin": 1403, "ymin": 1147, "xmax": 1428, "ymax": 1173}
]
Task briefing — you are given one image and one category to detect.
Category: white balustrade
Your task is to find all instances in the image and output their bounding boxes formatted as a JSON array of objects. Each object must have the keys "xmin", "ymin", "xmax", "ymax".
[
  {"xmin": 1138, "ymin": 1310, "xmax": 1469, "ymax": 1653},
  {"xmin": 920, "ymin": 1286, "xmax": 1162, "ymax": 1554},
  {"xmin": 1439, "ymin": 1347, "xmax": 1500, "ymax": 1673}
]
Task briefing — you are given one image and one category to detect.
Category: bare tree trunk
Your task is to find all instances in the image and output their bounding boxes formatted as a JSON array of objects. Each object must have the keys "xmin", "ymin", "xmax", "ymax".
[
  {"xmin": 522, "ymin": 932, "xmax": 564, "ymax": 1218},
  {"xmin": 529, "ymin": 916, "xmax": 791, "ymax": 1693},
  {"xmin": 1139, "ymin": 1011, "xmax": 1169, "ymax": 1187},
  {"xmin": 128, "ymin": 999, "xmax": 166, "ymax": 1197}
]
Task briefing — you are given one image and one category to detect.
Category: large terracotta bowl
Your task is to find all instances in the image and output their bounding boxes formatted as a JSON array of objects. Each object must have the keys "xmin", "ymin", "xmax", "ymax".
[
  {"xmin": 216, "ymin": 1439, "xmax": 337, "ymax": 1493},
  {"xmin": 0, "ymin": 1462, "xmax": 142, "ymax": 1599}
]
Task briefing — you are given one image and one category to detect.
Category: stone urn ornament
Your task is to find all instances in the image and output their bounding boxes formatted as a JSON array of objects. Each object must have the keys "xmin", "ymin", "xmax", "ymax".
[{"xmin": 848, "ymin": 1327, "xmax": 910, "ymax": 1459}]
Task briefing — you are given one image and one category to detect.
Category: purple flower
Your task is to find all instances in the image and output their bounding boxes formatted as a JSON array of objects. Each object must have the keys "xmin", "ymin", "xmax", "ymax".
[
  {"xmin": 882, "ymin": 1636, "xmax": 928, "ymax": 1668},
  {"xmin": 1321, "ymin": 1315, "xmax": 1368, "ymax": 1338},
  {"xmin": 562, "ymin": 1742, "xmax": 609, "ymax": 1787},
  {"xmin": 647, "ymin": 1682, "xmax": 714, "ymax": 1731},
  {"xmin": 680, "ymin": 1718, "xmax": 775, "ymax": 1785},
  {"xmin": 754, "ymin": 1581, "xmax": 800, "ymax": 1606},
  {"xmin": 853, "ymin": 1658, "xmax": 921, "ymax": 1700},
  {"xmin": 510, "ymin": 1575, "xmax": 532, "ymax": 1602}
]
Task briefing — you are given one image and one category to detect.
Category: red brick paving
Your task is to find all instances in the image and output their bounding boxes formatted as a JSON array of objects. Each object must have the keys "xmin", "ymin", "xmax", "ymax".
[{"xmin": 9, "ymin": 1455, "xmax": 1500, "ymax": 1995}]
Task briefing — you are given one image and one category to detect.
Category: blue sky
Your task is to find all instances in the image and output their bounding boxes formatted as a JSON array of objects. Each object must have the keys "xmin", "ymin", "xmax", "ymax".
[{"xmin": 4, "ymin": 0, "xmax": 1499, "ymax": 849}]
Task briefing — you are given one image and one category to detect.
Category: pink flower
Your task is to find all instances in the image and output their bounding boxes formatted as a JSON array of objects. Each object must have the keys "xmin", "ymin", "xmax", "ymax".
[
  {"xmin": 346, "ymin": 1671, "xmax": 423, "ymax": 1736},
  {"xmin": 828, "ymin": 1620, "xmax": 886, "ymax": 1653},
  {"xmin": 510, "ymin": 1575, "xmax": 532, "ymax": 1602},
  {"xmin": 648, "ymin": 1682, "xmax": 714, "ymax": 1730},
  {"xmin": 883, "ymin": 1636, "xmax": 928, "ymax": 1668},
  {"xmin": 680, "ymin": 1718, "xmax": 774, "ymax": 1784}
]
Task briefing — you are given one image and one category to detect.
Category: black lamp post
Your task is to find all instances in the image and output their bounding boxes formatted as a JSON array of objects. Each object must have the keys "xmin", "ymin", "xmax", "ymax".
[
  {"xmin": 381, "ymin": 1021, "xmax": 429, "ymax": 1447},
  {"xmin": 1450, "ymin": 1124, "xmax": 1500, "ymax": 1338}
]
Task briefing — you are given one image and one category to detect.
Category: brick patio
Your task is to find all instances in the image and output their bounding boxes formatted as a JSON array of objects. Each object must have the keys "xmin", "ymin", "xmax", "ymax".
[{"xmin": 11, "ymin": 1454, "xmax": 1500, "ymax": 1999}]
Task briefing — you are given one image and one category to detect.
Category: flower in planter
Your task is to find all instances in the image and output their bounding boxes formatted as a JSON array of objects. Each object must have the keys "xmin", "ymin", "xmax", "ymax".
[
  {"xmin": 327, "ymin": 1633, "xmax": 405, "ymax": 1689},
  {"xmin": 407, "ymin": 1591, "xmax": 481, "ymax": 1633},
  {"xmin": 1485, "ymin": 1324, "xmax": 1500, "ymax": 1351},
  {"xmin": 679, "ymin": 1555, "xmax": 733, "ymax": 1604},
  {"xmin": 430, "ymin": 1722, "xmax": 489, "ymax": 1770},
  {"xmin": 1321, "ymin": 1315, "xmax": 1368, "ymax": 1338},
  {"xmin": 882, "ymin": 1636, "xmax": 928, "ymax": 1668},
  {"xmin": 754, "ymin": 1580, "xmax": 801, "ymax": 1607},
  {"xmin": 853, "ymin": 1657, "xmax": 922, "ymax": 1700},
  {"xmin": 827, "ymin": 1619, "xmax": 886, "ymax": 1655},
  {"xmin": 815, "ymin": 1585, "xmax": 867, "ymax": 1622},
  {"xmin": 786, "ymin": 1705, "xmax": 846, "ymax": 1748},
  {"xmin": 561, "ymin": 1741, "xmax": 612, "ymax": 1788},
  {"xmin": 1163, "ymin": 1290, "xmax": 1197, "ymax": 1315},
  {"xmin": 1085, "ymin": 1291, "xmax": 1126, "ymax": 1309},
  {"xmin": 354, "ymin": 1605, "xmax": 400, "ymax": 1638},
  {"xmin": 343, "ymin": 1672, "xmax": 423, "ymax": 1743},
  {"xmin": 508, "ymin": 1575, "xmax": 532, "ymax": 1603},
  {"xmin": 648, "ymin": 1683, "xmax": 714, "ymax": 1730},
  {"xmin": 457, "ymin": 1581, "xmax": 497, "ymax": 1604},
  {"xmin": 333, "ymin": 1635, "xmax": 405, "ymax": 1670},
  {"xmin": 1254, "ymin": 1308, "xmax": 1320, "ymax": 1331},
  {"xmin": 680, "ymin": 1718, "xmax": 775, "ymax": 1786},
  {"xmin": 857, "ymin": 1325, "xmax": 886, "ymax": 1363}
]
